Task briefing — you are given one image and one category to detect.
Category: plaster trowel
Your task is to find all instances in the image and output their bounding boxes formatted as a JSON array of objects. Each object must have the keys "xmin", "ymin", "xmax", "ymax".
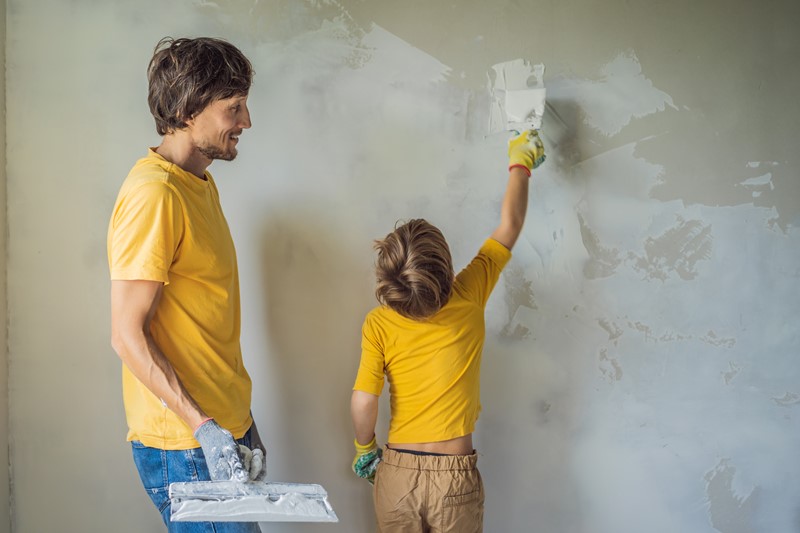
[
  {"xmin": 488, "ymin": 59, "xmax": 547, "ymax": 135},
  {"xmin": 169, "ymin": 480, "xmax": 338, "ymax": 523}
]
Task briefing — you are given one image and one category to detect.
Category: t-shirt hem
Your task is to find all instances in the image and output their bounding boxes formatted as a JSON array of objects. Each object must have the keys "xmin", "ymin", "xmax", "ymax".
[
  {"xmin": 352, "ymin": 383, "xmax": 383, "ymax": 396},
  {"xmin": 483, "ymin": 237, "xmax": 513, "ymax": 267},
  {"xmin": 110, "ymin": 268, "xmax": 169, "ymax": 284},
  {"xmin": 127, "ymin": 420, "xmax": 252, "ymax": 450},
  {"xmin": 387, "ymin": 427, "xmax": 476, "ymax": 444}
]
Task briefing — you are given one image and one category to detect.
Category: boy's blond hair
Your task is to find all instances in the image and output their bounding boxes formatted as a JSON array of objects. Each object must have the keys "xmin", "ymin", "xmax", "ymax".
[{"xmin": 374, "ymin": 219, "xmax": 454, "ymax": 320}]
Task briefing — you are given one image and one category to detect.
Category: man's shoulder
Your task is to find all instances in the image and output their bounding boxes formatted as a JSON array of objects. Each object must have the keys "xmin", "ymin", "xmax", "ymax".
[
  {"xmin": 119, "ymin": 154, "xmax": 183, "ymax": 197},
  {"xmin": 127, "ymin": 153, "xmax": 173, "ymax": 183}
]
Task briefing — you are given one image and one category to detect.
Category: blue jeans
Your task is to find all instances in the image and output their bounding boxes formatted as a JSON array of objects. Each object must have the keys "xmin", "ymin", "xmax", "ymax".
[{"xmin": 131, "ymin": 427, "xmax": 261, "ymax": 533}]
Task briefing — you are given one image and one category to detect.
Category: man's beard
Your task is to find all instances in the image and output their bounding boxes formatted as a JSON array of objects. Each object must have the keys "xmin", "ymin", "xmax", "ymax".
[{"xmin": 198, "ymin": 141, "xmax": 237, "ymax": 161}]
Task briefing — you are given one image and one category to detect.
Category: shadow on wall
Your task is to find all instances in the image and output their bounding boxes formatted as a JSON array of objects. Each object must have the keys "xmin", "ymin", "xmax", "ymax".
[
  {"xmin": 256, "ymin": 206, "xmax": 375, "ymax": 527},
  {"xmin": 543, "ymin": 98, "xmax": 583, "ymax": 170}
]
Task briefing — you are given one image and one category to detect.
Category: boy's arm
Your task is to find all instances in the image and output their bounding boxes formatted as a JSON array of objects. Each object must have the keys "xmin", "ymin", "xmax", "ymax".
[
  {"xmin": 490, "ymin": 130, "xmax": 545, "ymax": 250},
  {"xmin": 351, "ymin": 390, "xmax": 382, "ymax": 483},
  {"xmin": 351, "ymin": 390, "xmax": 380, "ymax": 445}
]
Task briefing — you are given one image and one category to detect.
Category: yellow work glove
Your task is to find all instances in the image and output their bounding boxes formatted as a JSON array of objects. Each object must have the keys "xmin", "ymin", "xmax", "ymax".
[
  {"xmin": 352, "ymin": 436, "xmax": 383, "ymax": 485},
  {"xmin": 508, "ymin": 129, "xmax": 546, "ymax": 176}
]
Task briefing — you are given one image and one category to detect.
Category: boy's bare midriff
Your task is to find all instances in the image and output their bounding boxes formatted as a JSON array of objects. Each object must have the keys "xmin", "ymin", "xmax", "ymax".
[{"xmin": 389, "ymin": 433, "xmax": 474, "ymax": 455}]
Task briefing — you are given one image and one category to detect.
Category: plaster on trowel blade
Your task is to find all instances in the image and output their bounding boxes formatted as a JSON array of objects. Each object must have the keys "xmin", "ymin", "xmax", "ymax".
[
  {"xmin": 169, "ymin": 481, "xmax": 339, "ymax": 523},
  {"xmin": 505, "ymin": 87, "xmax": 547, "ymax": 132}
]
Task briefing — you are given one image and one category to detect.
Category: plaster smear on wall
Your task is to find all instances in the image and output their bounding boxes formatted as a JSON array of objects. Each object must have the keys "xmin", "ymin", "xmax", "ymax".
[
  {"xmin": 7, "ymin": 0, "xmax": 797, "ymax": 531},
  {"xmin": 480, "ymin": 49, "xmax": 798, "ymax": 532},
  {"xmin": 547, "ymin": 51, "xmax": 677, "ymax": 137},
  {"xmin": 147, "ymin": 15, "xmax": 800, "ymax": 530}
]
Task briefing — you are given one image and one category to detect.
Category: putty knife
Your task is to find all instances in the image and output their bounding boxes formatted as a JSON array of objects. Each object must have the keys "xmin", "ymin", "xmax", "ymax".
[
  {"xmin": 488, "ymin": 60, "xmax": 547, "ymax": 134},
  {"xmin": 169, "ymin": 480, "xmax": 339, "ymax": 523}
]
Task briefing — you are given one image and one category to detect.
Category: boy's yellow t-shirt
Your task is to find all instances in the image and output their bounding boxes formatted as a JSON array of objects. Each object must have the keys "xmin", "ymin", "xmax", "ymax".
[
  {"xmin": 354, "ymin": 238, "xmax": 511, "ymax": 444},
  {"xmin": 108, "ymin": 149, "xmax": 252, "ymax": 450}
]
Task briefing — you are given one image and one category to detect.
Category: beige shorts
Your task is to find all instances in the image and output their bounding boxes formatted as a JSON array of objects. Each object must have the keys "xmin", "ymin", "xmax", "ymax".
[{"xmin": 373, "ymin": 447, "xmax": 484, "ymax": 533}]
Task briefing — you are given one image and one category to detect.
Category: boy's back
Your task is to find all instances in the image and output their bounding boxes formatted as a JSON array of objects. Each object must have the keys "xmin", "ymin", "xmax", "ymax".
[{"xmin": 354, "ymin": 238, "xmax": 511, "ymax": 444}]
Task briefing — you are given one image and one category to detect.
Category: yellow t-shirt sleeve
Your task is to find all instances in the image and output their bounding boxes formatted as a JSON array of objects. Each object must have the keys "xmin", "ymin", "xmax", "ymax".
[
  {"xmin": 454, "ymin": 238, "xmax": 512, "ymax": 306},
  {"xmin": 353, "ymin": 315, "xmax": 385, "ymax": 396},
  {"xmin": 109, "ymin": 181, "xmax": 184, "ymax": 284}
]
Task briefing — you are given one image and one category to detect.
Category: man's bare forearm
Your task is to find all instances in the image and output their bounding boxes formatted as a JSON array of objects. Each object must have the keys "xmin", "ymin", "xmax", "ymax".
[{"xmin": 111, "ymin": 279, "xmax": 208, "ymax": 430}]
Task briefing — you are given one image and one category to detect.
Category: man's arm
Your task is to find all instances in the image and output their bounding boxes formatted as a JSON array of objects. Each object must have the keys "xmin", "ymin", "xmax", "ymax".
[
  {"xmin": 351, "ymin": 390, "xmax": 379, "ymax": 445},
  {"xmin": 110, "ymin": 279, "xmax": 207, "ymax": 429},
  {"xmin": 111, "ymin": 279, "xmax": 247, "ymax": 481},
  {"xmin": 490, "ymin": 130, "xmax": 545, "ymax": 250}
]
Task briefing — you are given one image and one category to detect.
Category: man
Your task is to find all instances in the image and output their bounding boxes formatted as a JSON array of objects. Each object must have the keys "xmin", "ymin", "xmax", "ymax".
[
  {"xmin": 108, "ymin": 37, "xmax": 265, "ymax": 532},
  {"xmin": 350, "ymin": 131, "xmax": 545, "ymax": 532}
]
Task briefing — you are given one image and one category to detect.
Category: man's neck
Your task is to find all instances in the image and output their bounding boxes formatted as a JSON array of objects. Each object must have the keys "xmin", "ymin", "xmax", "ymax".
[{"xmin": 156, "ymin": 133, "xmax": 210, "ymax": 180}]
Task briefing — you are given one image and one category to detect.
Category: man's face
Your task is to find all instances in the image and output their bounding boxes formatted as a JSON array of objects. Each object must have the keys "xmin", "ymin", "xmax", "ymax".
[{"xmin": 187, "ymin": 94, "xmax": 251, "ymax": 161}]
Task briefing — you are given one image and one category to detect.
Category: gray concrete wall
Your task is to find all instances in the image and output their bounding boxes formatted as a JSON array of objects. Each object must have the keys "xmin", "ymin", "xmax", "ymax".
[
  {"xmin": 5, "ymin": 0, "xmax": 799, "ymax": 531},
  {"xmin": 0, "ymin": 0, "xmax": 8, "ymax": 530}
]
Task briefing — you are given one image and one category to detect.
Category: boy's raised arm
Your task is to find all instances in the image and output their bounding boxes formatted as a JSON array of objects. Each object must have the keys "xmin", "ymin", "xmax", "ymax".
[{"xmin": 490, "ymin": 130, "xmax": 546, "ymax": 250}]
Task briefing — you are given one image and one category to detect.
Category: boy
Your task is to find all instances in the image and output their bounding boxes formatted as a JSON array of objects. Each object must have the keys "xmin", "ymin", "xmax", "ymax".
[{"xmin": 350, "ymin": 130, "xmax": 546, "ymax": 532}]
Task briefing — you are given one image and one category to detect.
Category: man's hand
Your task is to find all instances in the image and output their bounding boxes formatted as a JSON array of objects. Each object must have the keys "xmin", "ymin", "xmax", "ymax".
[
  {"xmin": 238, "ymin": 445, "xmax": 267, "ymax": 481},
  {"xmin": 508, "ymin": 129, "xmax": 546, "ymax": 175},
  {"xmin": 245, "ymin": 419, "xmax": 267, "ymax": 481},
  {"xmin": 352, "ymin": 435, "xmax": 382, "ymax": 485},
  {"xmin": 194, "ymin": 419, "xmax": 248, "ymax": 482}
]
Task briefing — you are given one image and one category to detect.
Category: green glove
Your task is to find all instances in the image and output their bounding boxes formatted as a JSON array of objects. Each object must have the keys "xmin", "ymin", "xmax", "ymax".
[
  {"xmin": 508, "ymin": 129, "xmax": 546, "ymax": 175},
  {"xmin": 352, "ymin": 436, "xmax": 382, "ymax": 484}
]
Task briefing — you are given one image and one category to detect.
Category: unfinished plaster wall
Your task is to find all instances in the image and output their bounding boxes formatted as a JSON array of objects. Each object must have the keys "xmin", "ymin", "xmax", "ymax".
[
  {"xmin": 0, "ymin": 0, "xmax": 8, "ymax": 530},
  {"xmin": 5, "ymin": 0, "xmax": 799, "ymax": 532}
]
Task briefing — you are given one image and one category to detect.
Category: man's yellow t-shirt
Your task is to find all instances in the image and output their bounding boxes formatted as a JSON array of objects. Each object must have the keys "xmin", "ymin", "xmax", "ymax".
[
  {"xmin": 353, "ymin": 238, "xmax": 511, "ymax": 444},
  {"xmin": 108, "ymin": 149, "xmax": 252, "ymax": 450}
]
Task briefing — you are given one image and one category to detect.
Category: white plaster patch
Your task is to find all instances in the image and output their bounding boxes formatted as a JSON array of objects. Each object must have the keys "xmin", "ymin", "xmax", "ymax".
[
  {"xmin": 739, "ymin": 174, "xmax": 774, "ymax": 188},
  {"xmin": 358, "ymin": 24, "xmax": 451, "ymax": 83},
  {"xmin": 548, "ymin": 50, "xmax": 677, "ymax": 136},
  {"xmin": 738, "ymin": 172, "xmax": 774, "ymax": 198}
]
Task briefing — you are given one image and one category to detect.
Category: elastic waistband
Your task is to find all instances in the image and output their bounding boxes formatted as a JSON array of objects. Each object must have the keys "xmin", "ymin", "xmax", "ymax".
[
  {"xmin": 390, "ymin": 447, "xmax": 449, "ymax": 457},
  {"xmin": 381, "ymin": 447, "xmax": 478, "ymax": 471}
]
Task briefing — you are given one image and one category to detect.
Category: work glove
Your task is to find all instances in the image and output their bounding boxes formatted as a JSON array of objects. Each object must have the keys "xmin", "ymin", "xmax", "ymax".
[
  {"xmin": 238, "ymin": 445, "xmax": 267, "ymax": 481},
  {"xmin": 194, "ymin": 418, "xmax": 248, "ymax": 482},
  {"xmin": 241, "ymin": 418, "xmax": 267, "ymax": 481},
  {"xmin": 508, "ymin": 129, "xmax": 546, "ymax": 175},
  {"xmin": 352, "ymin": 436, "xmax": 382, "ymax": 485}
]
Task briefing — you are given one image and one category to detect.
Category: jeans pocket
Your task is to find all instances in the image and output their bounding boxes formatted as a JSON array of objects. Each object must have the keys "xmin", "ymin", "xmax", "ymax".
[
  {"xmin": 131, "ymin": 441, "xmax": 170, "ymax": 515},
  {"xmin": 441, "ymin": 489, "xmax": 484, "ymax": 533}
]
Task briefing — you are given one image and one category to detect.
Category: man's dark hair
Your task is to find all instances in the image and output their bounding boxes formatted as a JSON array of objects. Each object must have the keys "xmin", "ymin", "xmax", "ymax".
[{"xmin": 147, "ymin": 37, "xmax": 254, "ymax": 135}]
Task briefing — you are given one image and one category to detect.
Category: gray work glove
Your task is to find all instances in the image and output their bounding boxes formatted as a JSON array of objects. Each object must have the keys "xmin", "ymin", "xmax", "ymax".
[
  {"xmin": 194, "ymin": 419, "xmax": 248, "ymax": 482},
  {"xmin": 245, "ymin": 419, "xmax": 267, "ymax": 481},
  {"xmin": 238, "ymin": 444, "xmax": 267, "ymax": 481}
]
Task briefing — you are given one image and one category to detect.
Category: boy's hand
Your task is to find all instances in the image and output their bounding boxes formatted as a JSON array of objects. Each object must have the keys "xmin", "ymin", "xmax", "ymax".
[
  {"xmin": 352, "ymin": 436, "xmax": 382, "ymax": 484},
  {"xmin": 508, "ymin": 129, "xmax": 546, "ymax": 175}
]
